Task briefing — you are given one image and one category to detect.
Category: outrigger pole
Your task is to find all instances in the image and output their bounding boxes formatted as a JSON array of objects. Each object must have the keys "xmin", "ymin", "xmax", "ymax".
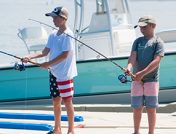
[{"xmin": 28, "ymin": 19, "xmax": 134, "ymax": 77}]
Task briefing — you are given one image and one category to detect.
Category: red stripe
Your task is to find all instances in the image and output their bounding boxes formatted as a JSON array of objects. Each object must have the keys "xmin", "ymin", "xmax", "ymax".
[
  {"xmin": 59, "ymin": 87, "xmax": 74, "ymax": 93},
  {"xmin": 62, "ymin": 96, "xmax": 73, "ymax": 100},
  {"xmin": 57, "ymin": 79, "xmax": 73, "ymax": 85}
]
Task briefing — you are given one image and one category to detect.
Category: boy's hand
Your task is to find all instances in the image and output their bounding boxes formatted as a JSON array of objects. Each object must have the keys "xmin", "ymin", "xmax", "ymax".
[
  {"xmin": 22, "ymin": 56, "xmax": 31, "ymax": 63},
  {"xmin": 133, "ymin": 71, "xmax": 144, "ymax": 81},
  {"xmin": 124, "ymin": 67, "xmax": 135, "ymax": 80},
  {"xmin": 124, "ymin": 68, "xmax": 131, "ymax": 76},
  {"xmin": 40, "ymin": 62, "xmax": 50, "ymax": 69}
]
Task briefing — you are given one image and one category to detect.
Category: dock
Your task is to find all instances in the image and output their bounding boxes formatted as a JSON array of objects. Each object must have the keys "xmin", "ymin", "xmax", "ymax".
[{"xmin": 0, "ymin": 102, "xmax": 175, "ymax": 134}]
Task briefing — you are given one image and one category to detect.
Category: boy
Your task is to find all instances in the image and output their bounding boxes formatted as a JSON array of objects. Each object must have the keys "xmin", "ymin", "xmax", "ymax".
[
  {"xmin": 23, "ymin": 6, "xmax": 77, "ymax": 134},
  {"xmin": 125, "ymin": 15, "xmax": 164, "ymax": 134}
]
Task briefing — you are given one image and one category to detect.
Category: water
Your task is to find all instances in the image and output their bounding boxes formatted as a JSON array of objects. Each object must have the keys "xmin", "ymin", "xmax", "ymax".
[{"xmin": 1, "ymin": 0, "xmax": 176, "ymax": 64}]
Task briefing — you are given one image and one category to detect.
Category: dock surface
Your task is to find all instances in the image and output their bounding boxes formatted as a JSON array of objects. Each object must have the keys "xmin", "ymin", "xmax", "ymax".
[{"xmin": 0, "ymin": 102, "xmax": 175, "ymax": 134}]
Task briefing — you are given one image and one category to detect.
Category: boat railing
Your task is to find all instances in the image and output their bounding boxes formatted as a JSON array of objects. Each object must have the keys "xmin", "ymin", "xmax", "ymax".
[
  {"xmin": 79, "ymin": 29, "xmax": 109, "ymax": 35},
  {"xmin": 156, "ymin": 29, "xmax": 176, "ymax": 53},
  {"xmin": 156, "ymin": 29, "xmax": 176, "ymax": 43},
  {"xmin": 17, "ymin": 26, "xmax": 48, "ymax": 54}
]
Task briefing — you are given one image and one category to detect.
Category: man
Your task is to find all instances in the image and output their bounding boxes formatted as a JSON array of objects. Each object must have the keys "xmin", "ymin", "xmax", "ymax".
[
  {"xmin": 23, "ymin": 6, "xmax": 77, "ymax": 134},
  {"xmin": 125, "ymin": 15, "xmax": 164, "ymax": 134}
]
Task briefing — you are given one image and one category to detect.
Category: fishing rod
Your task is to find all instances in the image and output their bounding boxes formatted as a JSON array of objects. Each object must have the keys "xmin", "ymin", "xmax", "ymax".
[
  {"xmin": 0, "ymin": 50, "xmax": 40, "ymax": 71},
  {"xmin": 28, "ymin": 19, "xmax": 134, "ymax": 83},
  {"xmin": 28, "ymin": 19, "xmax": 126, "ymax": 69}
]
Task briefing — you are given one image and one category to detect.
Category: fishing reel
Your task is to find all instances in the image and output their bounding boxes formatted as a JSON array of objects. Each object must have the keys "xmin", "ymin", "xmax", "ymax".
[
  {"xmin": 14, "ymin": 61, "xmax": 25, "ymax": 71},
  {"xmin": 118, "ymin": 74, "xmax": 131, "ymax": 84}
]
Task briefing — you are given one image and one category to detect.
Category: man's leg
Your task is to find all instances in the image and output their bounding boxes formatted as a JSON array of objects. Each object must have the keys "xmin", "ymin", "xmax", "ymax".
[
  {"xmin": 63, "ymin": 98, "xmax": 74, "ymax": 134},
  {"xmin": 133, "ymin": 107, "xmax": 143, "ymax": 134}
]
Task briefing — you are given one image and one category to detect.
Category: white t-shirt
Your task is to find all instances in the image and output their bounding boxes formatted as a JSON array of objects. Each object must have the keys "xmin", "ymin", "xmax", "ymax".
[{"xmin": 46, "ymin": 28, "xmax": 77, "ymax": 81}]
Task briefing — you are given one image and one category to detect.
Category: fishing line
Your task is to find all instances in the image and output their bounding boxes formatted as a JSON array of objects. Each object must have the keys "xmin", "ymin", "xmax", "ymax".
[
  {"xmin": 24, "ymin": 65, "xmax": 28, "ymax": 110},
  {"xmin": 0, "ymin": 50, "xmax": 30, "ymax": 109},
  {"xmin": 28, "ymin": 19, "xmax": 134, "ymax": 83},
  {"xmin": 0, "ymin": 50, "xmax": 42, "ymax": 108}
]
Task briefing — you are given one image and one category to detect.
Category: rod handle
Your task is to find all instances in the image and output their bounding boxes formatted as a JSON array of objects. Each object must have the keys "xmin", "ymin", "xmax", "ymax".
[{"xmin": 122, "ymin": 68, "xmax": 135, "ymax": 78}]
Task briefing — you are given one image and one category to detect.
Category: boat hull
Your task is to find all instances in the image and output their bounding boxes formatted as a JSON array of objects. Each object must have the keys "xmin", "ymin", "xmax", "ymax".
[{"xmin": 0, "ymin": 52, "xmax": 176, "ymax": 104}]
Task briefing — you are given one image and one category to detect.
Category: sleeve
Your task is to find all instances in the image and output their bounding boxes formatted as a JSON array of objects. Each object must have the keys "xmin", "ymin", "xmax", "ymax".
[
  {"xmin": 45, "ymin": 34, "xmax": 52, "ymax": 49},
  {"xmin": 62, "ymin": 32, "xmax": 74, "ymax": 52},
  {"xmin": 155, "ymin": 40, "xmax": 165, "ymax": 57},
  {"xmin": 131, "ymin": 38, "xmax": 139, "ymax": 52}
]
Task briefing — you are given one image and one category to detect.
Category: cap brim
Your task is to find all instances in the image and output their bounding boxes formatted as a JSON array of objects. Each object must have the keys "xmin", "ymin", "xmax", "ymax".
[
  {"xmin": 134, "ymin": 25, "xmax": 138, "ymax": 29},
  {"xmin": 138, "ymin": 22, "xmax": 148, "ymax": 27},
  {"xmin": 45, "ymin": 12, "xmax": 58, "ymax": 17},
  {"xmin": 134, "ymin": 22, "xmax": 148, "ymax": 29}
]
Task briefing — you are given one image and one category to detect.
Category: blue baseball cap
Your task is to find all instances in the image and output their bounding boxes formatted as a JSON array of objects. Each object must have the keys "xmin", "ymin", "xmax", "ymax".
[{"xmin": 45, "ymin": 6, "xmax": 68, "ymax": 20}]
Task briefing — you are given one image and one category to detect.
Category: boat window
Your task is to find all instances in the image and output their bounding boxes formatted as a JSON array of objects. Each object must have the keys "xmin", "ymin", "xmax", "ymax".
[
  {"xmin": 96, "ymin": 0, "xmax": 106, "ymax": 14},
  {"xmin": 107, "ymin": 0, "xmax": 128, "ymax": 27},
  {"xmin": 108, "ymin": 0, "xmax": 125, "ymax": 14}
]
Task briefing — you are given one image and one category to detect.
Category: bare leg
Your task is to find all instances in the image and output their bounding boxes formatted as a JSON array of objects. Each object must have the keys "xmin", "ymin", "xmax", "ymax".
[
  {"xmin": 146, "ymin": 108, "xmax": 156, "ymax": 134},
  {"xmin": 133, "ymin": 106, "xmax": 144, "ymax": 134},
  {"xmin": 63, "ymin": 98, "xmax": 74, "ymax": 134},
  {"xmin": 52, "ymin": 97, "xmax": 62, "ymax": 134}
]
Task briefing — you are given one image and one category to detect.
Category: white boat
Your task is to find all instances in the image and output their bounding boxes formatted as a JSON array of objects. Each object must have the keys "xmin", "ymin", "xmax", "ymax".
[{"xmin": 0, "ymin": 0, "xmax": 176, "ymax": 104}]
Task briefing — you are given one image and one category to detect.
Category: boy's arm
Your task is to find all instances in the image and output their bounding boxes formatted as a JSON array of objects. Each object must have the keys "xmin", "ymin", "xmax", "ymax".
[
  {"xmin": 126, "ymin": 51, "xmax": 137, "ymax": 74},
  {"xmin": 29, "ymin": 47, "xmax": 50, "ymax": 59},
  {"xmin": 40, "ymin": 51, "xmax": 69, "ymax": 69},
  {"xmin": 134, "ymin": 55, "xmax": 162, "ymax": 81},
  {"xmin": 22, "ymin": 47, "xmax": 50, "ymax": 63},
  {"xmin": 48, "ymin": 51, "xmax": 69, "ymax": 66}
]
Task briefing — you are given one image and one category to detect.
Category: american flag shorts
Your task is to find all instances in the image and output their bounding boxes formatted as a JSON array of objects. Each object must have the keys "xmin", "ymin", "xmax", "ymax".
[
  {"xmin": 49, "ymin": 73, "xmax": 60, "ymax": 98},
  {"xmin": 57, "ymin": 79, "xmax": 74, "ymax": 99}
]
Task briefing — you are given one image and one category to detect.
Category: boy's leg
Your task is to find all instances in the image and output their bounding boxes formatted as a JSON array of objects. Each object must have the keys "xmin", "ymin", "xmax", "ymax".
[
  {"xmin": 49, "ymin": 73, "xmax": 62, "ymax": 134},
  {"xmin": 133, "ymin": 107, "xmax": 143, "ymax": 134},
  {"xmin": 63, "ymin": 98, "xmax": 75, "ymax": 134},
  {"xmin": 131, "ymin": 81, "xmax": 144, "ymax": 134},
  {"xmin": 144, "ymin": 82, "xmax": 159, "ymax": 134},
  {"xmin": 52, "ymin": 97, "xmax": 62, "ymax": 134},
  {"xmin": 146, "ymin": 108, "xmax": 156, "ymax": 134},
  {"xmin": 57, "ymin": 79, "xmax": 74, "ymax": 134}
]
